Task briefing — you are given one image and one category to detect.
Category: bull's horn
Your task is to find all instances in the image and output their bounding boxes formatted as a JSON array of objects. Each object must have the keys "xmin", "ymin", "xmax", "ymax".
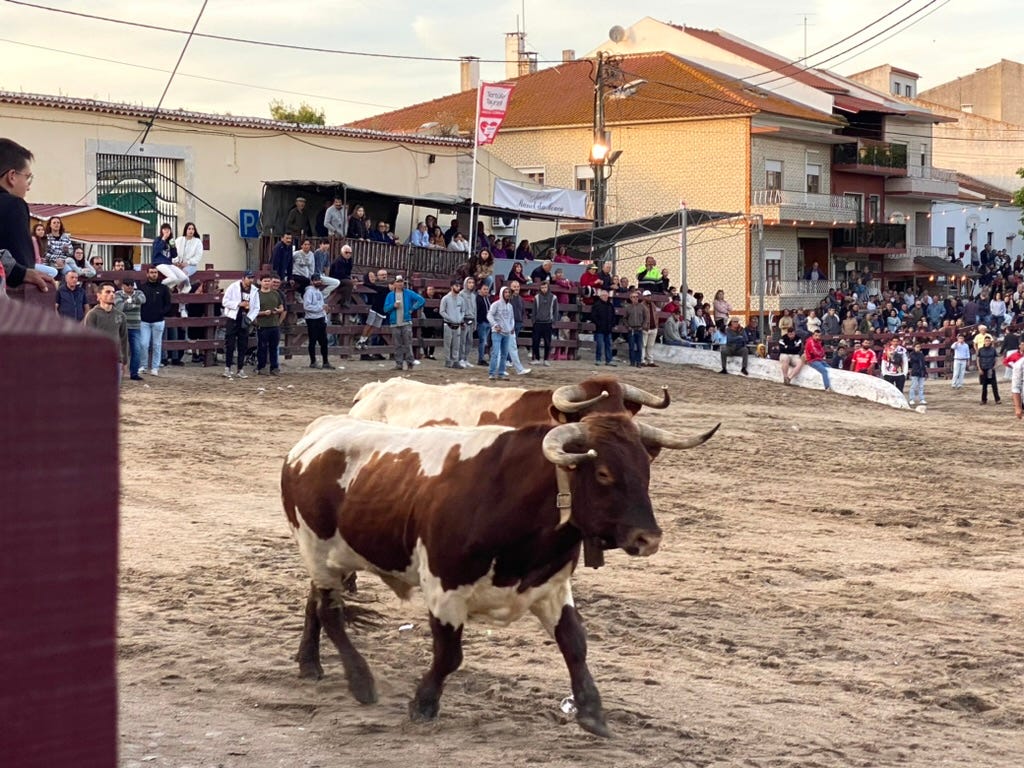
[
  {"xmin": 635, "ymin": 421, "xmax": 719, "ymax": 450},
  {"xmin": 542, "ymin": 423, "xmax": 598, "ymax": 467},
  {"xmin": 551, "ymin": 384, "xmax": 610, "ymax": 414},
  {"xmin": 621, "ymin": 383, "xmax": 671, "ymax": 409}
]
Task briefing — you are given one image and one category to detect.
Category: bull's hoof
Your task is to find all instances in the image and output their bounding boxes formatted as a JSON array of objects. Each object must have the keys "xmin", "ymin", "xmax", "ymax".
[
  {"xmin": 576, "ymin": 710, "xmax": 611, "ymax": 738},
  {"xmin": 297, "ymin": 660, "xmax": 324, "ymax": 681},
  {"xmin": 408, "ymin": 697, "xmax": 440, "ymax": 722},
  {"xmin": 348, "ymin": 671, "xmax": 378, "ymax": 705}
]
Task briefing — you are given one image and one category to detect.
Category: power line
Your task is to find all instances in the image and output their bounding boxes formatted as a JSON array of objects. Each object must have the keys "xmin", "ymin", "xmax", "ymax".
[
  {"xmin": 0, "ymin": 37, "xmax": 398, "ymax": 110},
  {"xmin": 5, "ymin": 0, "xmax": 561, "ymax": 65},
  {"xmin": 828, "ymin": 0, "xmax": 952, "ymax": 70}
]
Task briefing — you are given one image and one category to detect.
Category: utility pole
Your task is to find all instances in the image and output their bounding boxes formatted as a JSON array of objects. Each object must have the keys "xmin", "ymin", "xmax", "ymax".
[{"xmin": 591, "ymin": 51, "xmax": 608, "ymax": 228}]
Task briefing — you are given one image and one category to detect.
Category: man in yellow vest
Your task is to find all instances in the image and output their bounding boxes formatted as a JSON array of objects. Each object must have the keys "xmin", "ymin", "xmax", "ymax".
[{"xmin": 636, "ymin": 256, "xmax": 667, "ymax": 293}]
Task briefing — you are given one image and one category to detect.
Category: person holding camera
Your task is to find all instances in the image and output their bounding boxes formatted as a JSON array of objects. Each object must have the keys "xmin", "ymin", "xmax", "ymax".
[{"xmin": 221, "ymin": 270, "xmax": 259, "ymax": 379}]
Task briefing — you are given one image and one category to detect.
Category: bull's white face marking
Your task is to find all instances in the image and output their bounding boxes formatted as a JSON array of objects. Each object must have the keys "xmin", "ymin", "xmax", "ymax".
[{"xmin": 348, "ymin": 378, "xmax": 530, "ymax": 427}]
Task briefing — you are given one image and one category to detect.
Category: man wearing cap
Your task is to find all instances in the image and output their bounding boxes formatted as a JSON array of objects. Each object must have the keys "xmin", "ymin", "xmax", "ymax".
[
  {"xmin": 222, "ymin": 271, "xmax": 259, "ymax": 378},
  {"xmin": 719, "ymin": 318, "xmax": 749, "ymax": 376},
  {"xmin": 579, "ymin": 262, "xmax": 602, "ymax": 306},
  {"xmin": 303, "ymin": 274, "xmax": 335, "ymax": 370},
  {"xmin": 383, "ymin": 275, "xmax": 425, "ymax": 371},
  {"xmin": 115, "ymin": 278, "xmax": 146, "ymax": 380},
  {"xmin": 286, "ymin": 196, "xmax": 312, "ymax": 238},
  {"xmin": 440, "ymin": 278, "xmax": 466, "ymax": 368}
]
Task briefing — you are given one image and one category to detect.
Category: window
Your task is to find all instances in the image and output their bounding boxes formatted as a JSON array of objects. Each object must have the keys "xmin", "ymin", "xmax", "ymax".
[
  {"xmin": 868, "ymin": 195, "xmax": 880, "ymax": 223},
  {"xmin": 893, "ymin": 81, "xmax": 901, "ymax": 95},
  {"xmin": 516, "ymin": 166, "xmax": 546, "ymax": 186},
  {"xmin": 765, "ymin": 160, "xmax": 782, "ymax": 190},
  {"xmin": 905, "ymin": 84, "xmax": 913, "ymax": 97},
  {"xmin": 946, "ymin": 226, "xmax": 956, "ymax": 253},
  {"xmin": 96, "ymin": 153, "xmax": 179, "ymax": 239},
  {"xmin": 844, "ymin": 192, "xmax": 863, "ymax": 223},
  {"xmin": 575, "ymin": 165, "xmax": 594, "ymax": 209},
  {"xmin": 806, "ymin": 162, "xmax": 821, "ymax": 194},
  {"xmin": 764, "ymin": 248, "xmax": 782, "ymax": 294}
]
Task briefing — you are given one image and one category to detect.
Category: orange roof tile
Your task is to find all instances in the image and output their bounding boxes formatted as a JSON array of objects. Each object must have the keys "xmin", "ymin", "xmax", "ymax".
[{"xmin": 345, "ymin": 52, "xmax": 841, "ymax": 135}]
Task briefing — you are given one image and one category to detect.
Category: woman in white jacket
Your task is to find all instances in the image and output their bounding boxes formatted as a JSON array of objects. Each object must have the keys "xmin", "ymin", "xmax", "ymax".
[{"xmin": 173, "ymin": 221, "xmax": 203, "ymax": 290}]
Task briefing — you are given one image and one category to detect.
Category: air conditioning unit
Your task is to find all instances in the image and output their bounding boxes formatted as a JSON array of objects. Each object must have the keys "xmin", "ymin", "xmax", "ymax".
[{"xmin": 491, "ymin": 215, "xmax": 516, "ymax": 228}]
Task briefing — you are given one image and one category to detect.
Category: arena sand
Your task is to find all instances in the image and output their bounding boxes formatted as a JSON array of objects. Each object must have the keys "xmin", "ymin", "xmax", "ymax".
[{"xmin": 117, "ymin": 358, "xmax": 1024, "ymax": 767}]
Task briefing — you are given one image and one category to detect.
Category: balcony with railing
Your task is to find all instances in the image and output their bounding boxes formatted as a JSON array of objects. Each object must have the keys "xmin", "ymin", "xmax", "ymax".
[
  {"xmin": 833, "ymin": 223, "xmax": 906, "ymax": 253},
  {"xmin": 832, "ymin": 141, "xmax": 907, "ymax": 176},
  {"xmin": 885, "ymin": 164, "xmax": 959, "ymax": 198},
  {"xmin": 751, "ymin": 189, "xmax": 860, "ymax": 224},
  {"xmin": 907, "ymin": 245, "xmax": 951, "ymax": 260}
]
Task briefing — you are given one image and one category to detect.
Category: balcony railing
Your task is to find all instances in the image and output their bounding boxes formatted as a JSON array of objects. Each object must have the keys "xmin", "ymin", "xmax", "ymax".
[
  {"xmin": 833, "ymin": 223, "xmax": 906, "ymax": 250},
  {"xmin": 906, "ymin": 165, "xmax": 957, "ymax": 182},
  {"xmin": 833, "ymin": 141, "xmax": 907, "ymax": 171},
  {"xmin": 762, "ymin": 279, "xmax": 845, "ymax": 297},
  {"xmin": 752, "ymin": 189, "xmax": 860, "ymax": 213},
  {"xmin": 907, "ymin": 245, "xmax": 951, "ymax": 260}
]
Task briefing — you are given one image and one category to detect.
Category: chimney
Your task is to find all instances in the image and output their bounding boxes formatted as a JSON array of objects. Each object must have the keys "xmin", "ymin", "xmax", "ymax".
[
  {"xmin": 562, "ymin": 49, "xmax": 576, "ymax": 62},
  {"xmin": 520, "ymin": 52, "xmax": 538, "ymax": 77},
  {"xmin": 460, "ymin": 56, "xmax": 480, "ymax": 91},
  {"xmin": 505, "ymin": 32, "xmax": 524, "ymax": 79},
  {"xmin": 961, "ymin": 103, "xmax": 973, "ymax": 113}
]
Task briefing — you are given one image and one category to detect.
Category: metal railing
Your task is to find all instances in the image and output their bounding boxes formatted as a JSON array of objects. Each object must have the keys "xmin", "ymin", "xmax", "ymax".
[
  {"xmin": 762, "ymin": 279, "xmax": 845, "ymax": 297},
  {"xmin": 833, "ymin": 141, "xmax": 908, "ymax": 170},
  {"xmin": 257, "ymin": 236, "xmax": 467, "ymax": 277},
  {"xmin": 752, "ymin": 189, "xmax": 860, "ymax": 212},
  {"xmin": 905, "ymin": 165, "xmax": 957, "ymax": 182},
  {"xmin": 907, "ymin": 245, "xmax": 951, "ymax": 259},
  {"xmin": 833, "ymin": 223, "xmax": 906, "ymax": 249}
]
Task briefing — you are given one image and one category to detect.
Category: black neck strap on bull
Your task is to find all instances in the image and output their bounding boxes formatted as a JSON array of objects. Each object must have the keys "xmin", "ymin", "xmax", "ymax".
[{"xmin": 555, "ymin": 467, "xmax": 605, "ymax": 569}]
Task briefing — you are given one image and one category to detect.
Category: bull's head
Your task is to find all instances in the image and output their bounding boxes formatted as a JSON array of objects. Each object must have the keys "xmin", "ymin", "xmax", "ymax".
[
  {"xmin": 549, "ymin": 380, "xmax": 671, "ymax": 422},
  {"xmin": 541, "ymin": 414, "xmax": 719, "ymax": 556}
]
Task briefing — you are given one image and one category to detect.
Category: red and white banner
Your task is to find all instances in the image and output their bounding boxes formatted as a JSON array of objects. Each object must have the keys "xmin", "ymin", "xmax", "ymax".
[{"xmin": 476, "ymin": 82, "xmax": 515, "ymax": 146}]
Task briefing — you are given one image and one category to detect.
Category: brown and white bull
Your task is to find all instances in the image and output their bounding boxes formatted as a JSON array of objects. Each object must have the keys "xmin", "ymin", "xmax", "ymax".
[
  {"xmin": 281, "ymin": 412, "xmax": 718, "ymax": 736},
  {"xmin": 348, "ymin": 375, "xmax": 670, "ymax": 427}
]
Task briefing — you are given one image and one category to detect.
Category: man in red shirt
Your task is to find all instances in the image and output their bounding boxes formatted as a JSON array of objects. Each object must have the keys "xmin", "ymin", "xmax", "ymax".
[
  {"xmin": 804, "ymin": 329, "xmax": 832, "ymax": 391},
  {"xmin": 850, "ymin": 339, "xmax": 877, "ymax": 375}
]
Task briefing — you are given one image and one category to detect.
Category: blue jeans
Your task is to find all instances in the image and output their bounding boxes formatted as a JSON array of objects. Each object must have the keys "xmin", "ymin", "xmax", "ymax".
[
  {"xmin": 627, "ymin": 330, "xmax": 643, "ymax": 365},
  {"xmin": 489, "ymin": 330, "xmax": 512, "ymax": 377},
  {"xmin": 908, "ymin": 375, "xmax": 925, "ymax": 402},
  {"xmin": 127, "ymin": 328, "xmax": 142, "ymax": 377},
  {"xmin": 476, "ymin": 320, "xmax": 490, "ymax": 362},
  {"xmin": 808, "ymin": 360, "xmax": 831, "ymax": 389},
  {"xmin": 594, "ymin": 332, "xmax": 613, "ymax": 363},
  {"xmin": 139, "ymin": 320, "xmax": 165, "ymax": 370}
]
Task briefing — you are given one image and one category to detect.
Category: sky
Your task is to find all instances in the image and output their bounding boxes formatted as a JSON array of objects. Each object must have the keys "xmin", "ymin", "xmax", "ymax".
[{"xmin": 0, "ymin": 0, "xmax": 1018, "ymax": 126}]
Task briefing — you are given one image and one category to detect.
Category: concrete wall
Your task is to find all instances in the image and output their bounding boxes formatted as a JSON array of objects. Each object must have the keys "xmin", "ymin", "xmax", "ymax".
[
  {"xmin": 919, "ymin": 60, "xmax": 1024, "ymax": 126},
  {"xmin": 930, "ymin": 202, "xmax": 1023, "ymax": 259},
  {"xmin": 752, "ymin": 135, "xmax": 833, "ymax": 194}
]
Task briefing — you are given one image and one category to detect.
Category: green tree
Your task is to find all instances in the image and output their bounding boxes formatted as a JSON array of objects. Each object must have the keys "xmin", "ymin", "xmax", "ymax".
[
  {"xmin": 1014, "ymin": 167, "xmax": 1024, "ymax": 234},
  {"xmin": 269, "ymin": 100, "xmax": 325, "ymax": 125}
]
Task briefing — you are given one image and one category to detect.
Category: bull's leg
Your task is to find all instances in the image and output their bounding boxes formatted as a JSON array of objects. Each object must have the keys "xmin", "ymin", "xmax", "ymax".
[
  {"xmin": 532, "ymin": 583, "xmax": 610, "ymax": 738},
  {"xmin": 553, "ymin": 604, "xmax": 609, "ymax": 738},
  {"xmin": 408, "ymin": 613, "xmax": 463, "ymax": 722},
  {"xmin": 316, "ymin": 587, "xmax": 377, "ymax": 704},
  {"xmin": 296, "ymin": 582, "xmax": 324, "ymax": 680}
]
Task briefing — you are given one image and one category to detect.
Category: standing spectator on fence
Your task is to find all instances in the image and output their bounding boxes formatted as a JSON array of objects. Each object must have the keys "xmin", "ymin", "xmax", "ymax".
[
  {"xmin": 55, "ymin": 269, "xmax": 87, "ymax": 321},
  {"xmin": 270, "ymin": 233, "xmax": 294, "ymax": 283},
  {"xmin": 531, "ymin": 279, "xmax": 557, "ymax": 366},
  {"xmin": 474, "ymin": 283, "xmax": 492, "ymax": 365},
  {"xmin": 84, "ymin": 282, "xmax": 129, "ymax": 383},
  {"xmin": 221, "ymin": 270, "xmax": 257, "ymax": 379},
  {"xmin": 303, "ymin": 274, "xmax": 335, "ymax": 370},
  {"xmin": 0, "ymin": 138, "xmax": 56, "ymax": 294},
  {"xmin": 173, "ymin": 222, "xmax": 203, "ymax": 292},
  {"xmin": 459, "ymin": 276, "xmax": 477, "ymax": 368},
  {"xmin": 139, "ymin": 267, "xmax": 171, "ymax": 375},
  {"xmin": 778, "ymin": 326, "xmax": 804, "ymax": 385},
  {"xmin": 907, "ymin": 341, "xmax": 927, "ymax": 406},
  {"xmin": 719, "ymin": 318, "xmax": 750, "ymax": 375},
  {"xmin": 152, "ymin": 222, "xmax": 187, "ymax": 291},
  {"xmin": 623, "ymin": 289, "xmax": 646, "ymax": 368},
  {"xmin": 977, "ymin": 335, "xmax": 1001, "ymax": 404},
  {"xmin": 641, "ymin": 290, "xmax": 659, "ymax": 367},
  {"xmin": 803, "ymin": 329, "xmax": 832, "ymax": 391},
  {"xmin": 323, "ymin": 197, "xmax": 346, "ymax": 238},
  {"xmin": 592, "ymin": 289, "xmax": 617, "ymax": 365},
  {"xmin": 285, "ymin": 197, "xmax": 313, "ymax": 239},
  {"xmin": 383, "ymin": 275, "xmax": 424, "ymax": 372},
  {"xmin": 115, "ymin": 279, "xmax": 146, "ymax": 380},
  {"xmin": 255, "ymin": 273, "xmax": 285, "ymax": 376},
  {"xmin": 440, "ymin": 279, "xmax": 466, "ymax": 369},
  {"xmin": 354, "ymin": 269, "xmax": 390, "ymax": 351}
]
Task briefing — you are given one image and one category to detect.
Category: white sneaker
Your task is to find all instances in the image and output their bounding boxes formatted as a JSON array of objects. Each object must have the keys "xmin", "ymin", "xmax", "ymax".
[
  {"xmin": 412, "ymin": 359, "xmax": 421, "ymax": 365},
  {"xmin": 456, "ymin": 361, "xmax": 469, "ymax": 369},
  {"xmin": 223, "ymin": 367, "xmax": 233, "ymax": 378},
  {"xmin": 138, "ymin": 368, "xmax": 147, "ymax": 375},
  {"xmin": 150, "ymin": 368, "xmax": 159, "ymax": 376},
  {"xmin": 517, "ymin": 368, "xmax": 532, "ymax": 375},
  {"xmin": 179, "ymin": 305, "xmax": 188, "ymax": 317},
  {"xmin": 541, "ymin": 360, "xmax": 551, "ymax": 366},
  {"xmin": 236, "ymin": 369, "xmax": 248, "ymax": 379},
  {"xmin": 908, "ymin": 400, "xmax": 915, "ymax": 405}
]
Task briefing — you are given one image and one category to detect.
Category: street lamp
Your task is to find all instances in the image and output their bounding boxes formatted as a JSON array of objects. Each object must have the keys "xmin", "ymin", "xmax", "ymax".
[{"xmin": 589, "ymin": 53, "xmax": 640, "ymax": 228}]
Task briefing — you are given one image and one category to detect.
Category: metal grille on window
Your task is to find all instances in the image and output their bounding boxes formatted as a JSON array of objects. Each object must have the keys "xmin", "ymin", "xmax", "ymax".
[{"xmin": 96, "ymin": 154, "xmax": 179, "ymax": 239}]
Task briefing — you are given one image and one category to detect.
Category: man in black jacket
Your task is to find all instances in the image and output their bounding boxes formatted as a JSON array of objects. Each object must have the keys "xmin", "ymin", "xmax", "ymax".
[
  {"xmin": 354, "ymin": 269, "xmax": 391, "ymax": 350},
  {"xmin": 0, "ymin": 138, "xmax": 54, "ymax": 294},
  {"xmin": 591, "ymin": 289, "xmax": 617, "ymax": 366},
  {"xmin": 139, "ymin": 266, "xmax": 173, "ymax": 374}
]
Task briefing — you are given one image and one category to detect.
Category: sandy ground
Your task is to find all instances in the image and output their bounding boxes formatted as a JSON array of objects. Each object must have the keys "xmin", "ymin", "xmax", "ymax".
[{"xmin": 117, "ymin": 350, "xmax": 1024, "ymax": 768}]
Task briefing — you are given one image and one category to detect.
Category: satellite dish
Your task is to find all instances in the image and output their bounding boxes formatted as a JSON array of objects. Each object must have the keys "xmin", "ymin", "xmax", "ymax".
[{"xmin": 609, "ymin": 25, "xmax": 626, "ymax": 43}]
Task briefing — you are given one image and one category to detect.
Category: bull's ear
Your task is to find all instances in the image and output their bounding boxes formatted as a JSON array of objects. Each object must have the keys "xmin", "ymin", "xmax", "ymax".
[
  {"xmin": 625, "ymin": 401, "xmax": 643, "ymax": 416},
  {"xmin": 645, "ymin": 446, "xmax": 663, "ymax": 462},
  {"xmin": 549, "ymin": 405, "xmax": 569, "ymax": 424}
]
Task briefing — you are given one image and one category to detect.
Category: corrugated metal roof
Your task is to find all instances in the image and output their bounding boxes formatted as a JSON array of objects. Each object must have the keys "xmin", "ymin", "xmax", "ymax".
[
  {"xmin": 28, "ymin": 203, "xmax": 149, "ymax": 223},
  {"xmin": 345, "ymin": 52, "xmax": 840, "ymax": 134},
  {"xmin": 0, "ymin": 91, "xmax": 471, "ymax": 147}
]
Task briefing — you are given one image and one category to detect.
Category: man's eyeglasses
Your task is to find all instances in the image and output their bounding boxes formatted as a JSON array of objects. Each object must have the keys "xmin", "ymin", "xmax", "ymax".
[{"xmin": 6, "ymin": 169, "xmax": 33, "ymax": 182}]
